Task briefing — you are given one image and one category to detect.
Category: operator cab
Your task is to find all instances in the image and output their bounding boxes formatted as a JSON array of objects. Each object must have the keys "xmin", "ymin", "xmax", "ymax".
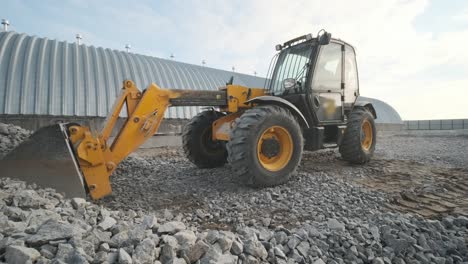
[{"xmin": 266, "ymin": 30, "xmax": 359, "ymax": 130}]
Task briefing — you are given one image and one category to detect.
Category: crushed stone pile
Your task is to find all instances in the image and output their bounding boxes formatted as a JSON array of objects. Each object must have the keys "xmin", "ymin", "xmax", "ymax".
[
  {"xmin": 0, "ymin": 123, "xmax": 467, "ymax": 263},
  {"xmin": 0, "ymin": 177, "xmax": 467, "ymax": 264},
  {"xmin": 0, "ymin": 123, "xmax": 32, "ymax": 158}
]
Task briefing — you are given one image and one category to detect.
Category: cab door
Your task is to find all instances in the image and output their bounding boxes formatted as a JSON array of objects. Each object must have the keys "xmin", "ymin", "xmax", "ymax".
[{"xmin": 309, "ymin": 42, "xmax": 344, "ymax": 123}]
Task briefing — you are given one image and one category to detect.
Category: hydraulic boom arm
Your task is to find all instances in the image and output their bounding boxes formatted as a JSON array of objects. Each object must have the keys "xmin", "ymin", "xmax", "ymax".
[{"xmin": 69, "ymin": 80, "xmax": 228, "ymax": 199}]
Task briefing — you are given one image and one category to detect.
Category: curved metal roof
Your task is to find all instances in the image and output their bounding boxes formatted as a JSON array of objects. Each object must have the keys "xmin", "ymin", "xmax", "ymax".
[
  {"xmin": 0, "ymin": 31, "xmax": 264, "ymax": 118},
  {"xmin": 0, "ymin": 31, "xmax": 401, "ymax": 124},
  {"xmin": 358, "ymin": 96, "xmax": 402, "ymax": 124}
]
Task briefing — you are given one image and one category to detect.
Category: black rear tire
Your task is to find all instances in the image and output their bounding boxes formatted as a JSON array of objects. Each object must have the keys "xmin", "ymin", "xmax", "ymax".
[
  {"xmin": 227, "ymin": 105, "xmax": 303, "ymax": 187},
  {"xmin": 182, "ymin": 111, "xmax": 227, "ymax": 168},
  {"xmin": 339, "ymin": 107, "xmax": 376, "ymax": 164}
]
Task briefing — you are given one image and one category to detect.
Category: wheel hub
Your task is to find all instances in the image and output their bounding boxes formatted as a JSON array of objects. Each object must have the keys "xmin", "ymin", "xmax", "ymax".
[
  {"xmin": 256, "ymin": 126, "xmax": 293, "ymax": 172},
  {"xmin": 261, "ymin": 138, "xmax": 281, "ymax": 158},
  {"xmin": 361, "ymin": 119, "xmax": 373, "ymax": 151}
]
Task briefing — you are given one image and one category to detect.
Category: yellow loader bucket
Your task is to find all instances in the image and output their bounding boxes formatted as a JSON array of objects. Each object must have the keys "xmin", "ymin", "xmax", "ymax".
[{"xmin": 0, "ymin": 124, "xmax": 87, "ymax": 198}]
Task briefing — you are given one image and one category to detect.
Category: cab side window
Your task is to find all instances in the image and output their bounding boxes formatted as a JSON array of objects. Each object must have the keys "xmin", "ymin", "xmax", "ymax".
[
  {"xmin": 344, "ymin": 46, "xmax": 359, "ymax": 103},
  {"xmin": 312, "ymin": 43, "xmax": 342, "ymax": 91}
]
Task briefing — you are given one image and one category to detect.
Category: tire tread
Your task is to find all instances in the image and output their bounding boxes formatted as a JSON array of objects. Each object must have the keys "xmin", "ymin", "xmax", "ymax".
[
  {"xmin": 227, "ymin": 105, "xmax": 303, "ymax": 186},
  {"xmin": 339, "ymin": 107, "xmax": 376, "ymax": 164}
]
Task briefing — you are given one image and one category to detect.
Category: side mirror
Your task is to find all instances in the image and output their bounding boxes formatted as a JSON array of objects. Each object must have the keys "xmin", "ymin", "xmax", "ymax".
[
  {"xmin": 283, "ymin": 78, "xmax": 296, "ymax": 90},
  {"xmin": 319, "ymin": 32, "xmax": 332, "ymax": 45}
]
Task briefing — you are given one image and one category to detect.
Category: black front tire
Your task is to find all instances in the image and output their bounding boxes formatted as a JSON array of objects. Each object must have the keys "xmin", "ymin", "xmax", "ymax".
[
  {"xmin": 182, "ymin": 111, "xmax": 227, "ymax": 168},
  {"xmin": 227, "ymin": 105, "xmax": 303, "ymax": 187},
  {"xmin": 339, "ymin": 107, "xmax": 376, "ymax": 164}
]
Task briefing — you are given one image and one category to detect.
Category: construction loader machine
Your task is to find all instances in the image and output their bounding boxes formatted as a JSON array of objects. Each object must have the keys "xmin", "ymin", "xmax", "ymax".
[{"xmin": 0, "ymin": 31, "xmax": 377, "ymax": 200}]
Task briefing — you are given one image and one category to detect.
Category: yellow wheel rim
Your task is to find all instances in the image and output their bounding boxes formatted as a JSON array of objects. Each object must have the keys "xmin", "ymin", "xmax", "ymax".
[
  {"xmin": 256, "ymin": 126, "xmax": 293, "ymax": 172},
  {"xmin": 361, "ymin": 119, "xmax": 373, "ymax": 151}
]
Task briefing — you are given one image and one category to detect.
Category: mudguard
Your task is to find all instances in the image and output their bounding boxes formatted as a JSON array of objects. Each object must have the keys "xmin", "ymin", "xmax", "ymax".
[
  {"xmin": 245, "ymin": 96, "xmax": 310, "ymax": 128},
  {"xmin": 354, "ymin": 100, "xmax": 377, "ymax": 119}
]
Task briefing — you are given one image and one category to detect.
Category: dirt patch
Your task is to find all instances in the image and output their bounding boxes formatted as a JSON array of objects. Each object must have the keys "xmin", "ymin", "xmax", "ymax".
[{"xmin": 356, "ymin": 159, "xmax": 468, "ymax": 218}]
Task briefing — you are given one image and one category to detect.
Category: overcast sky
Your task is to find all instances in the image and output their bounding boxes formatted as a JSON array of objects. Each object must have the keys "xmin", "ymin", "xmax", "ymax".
[{"xmin": 2, "ymin": 0, "xmax": 468, "ymax": 120}]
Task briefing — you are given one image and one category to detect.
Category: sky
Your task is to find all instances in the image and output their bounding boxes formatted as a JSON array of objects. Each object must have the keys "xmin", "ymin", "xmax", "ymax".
[{"xmin": 2, "ymin": 0, "xmax": 468, "ymax": 120}]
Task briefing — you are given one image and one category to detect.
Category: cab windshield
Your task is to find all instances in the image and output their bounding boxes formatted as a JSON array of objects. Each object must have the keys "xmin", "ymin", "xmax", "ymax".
[{"xmin": 268, "ymin": 43, "xmax": 314, "ymax": 95}]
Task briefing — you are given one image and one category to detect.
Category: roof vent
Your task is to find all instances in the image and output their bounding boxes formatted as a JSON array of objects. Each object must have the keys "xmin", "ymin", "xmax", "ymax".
[
  {"xmin": 76, "ymin": 34, "xmax": 82, "ymax": 45},
  {"xmin": 125, "ymin": 44, "xmax": 131, "ymax": 53},
  {"xmin": 1, "ymin": 19, "xmax": 10, "ymax": 31}
]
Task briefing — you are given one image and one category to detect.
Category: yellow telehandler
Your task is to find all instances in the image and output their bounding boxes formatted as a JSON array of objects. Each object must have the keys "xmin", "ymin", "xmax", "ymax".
[{"xmin": 0, "ymin": 31, "xmax": 377, "ymax": 200}]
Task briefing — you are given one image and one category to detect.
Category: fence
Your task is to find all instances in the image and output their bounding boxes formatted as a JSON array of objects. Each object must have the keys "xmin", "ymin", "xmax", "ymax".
[{"xmin": 404, "ymin": 119, "xmax": 468, "ymax": 130}]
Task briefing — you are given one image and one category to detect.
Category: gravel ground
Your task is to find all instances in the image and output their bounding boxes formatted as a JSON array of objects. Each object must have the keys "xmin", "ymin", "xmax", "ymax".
[
  {"xmin": 102, "ymin": 129, "xmax": 468, "ymax": 226},
  {"xmin": 0, "ymin": 123, "xmax": 467, "ymax": 263},
  {"xmin": 375, "ymin": 130, "xmax": 468, "ymax": 168}
]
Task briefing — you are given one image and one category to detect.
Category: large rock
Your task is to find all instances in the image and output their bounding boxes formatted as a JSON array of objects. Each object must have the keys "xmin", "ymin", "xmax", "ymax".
[
  {"xmin": 205, "ymin": 230, "xmax": 220, "ymax": 244},
  {"xmin": 25, "ymin": 209, "xmax": 61, "ymax": 228},
  {"xmin": 384, "ymin": 237, "xmax": 411, "ymax": 255},
  {"xmin": 162, "ymin": 235, "xmax": 179, "ymax": 249},
  {"xmin": 3, "ymin": 206, "xmax": 28, "ymax": 221},
  {"xmin": 327, "ymin": 218, "xmax": 345, "ymax": 232},
  {"xmin": 83, "ymin": 228, "xmax": 112, "ymax": 248},
  {"xmin": 142, "ymin": 215, "xmax": 158, "ymax": 229},
  {"xmin": 0, "ymin": 123, "xmax": 9, "ymax": 135},
  {"xmin": 107, "ymin": 252, "xmax": 119, "ymax": 263},
  {"xmin": 0, "ymin": 213, "xmax": 26, "ymax": 235},
  {"xmin": 296, "ymin": 241, "xmax": 310, "ymax": 257},
  {"xmin": 274, "ymin": 247, "xmax": 286, "ymax": 259},
  {"xmin": 158, "ymin": 221, "xmax": 186, "ymax": 234},
  {"xmin": 55, "ymin": 243, "xmax": 74, "ymax": 261},
  {"xmin": 217, "ymin": 232, "xmax": 235, "ymax": 253},
  {"xmin": 287, "ymin": 236, "xmax": 301, "ymax": 250},
  {"xmin": 160, "ymin": 243, "xmax": 177, "ymax": 263},
  {"xmin": 199, "ymin": 244, "xmax": 223, "ymax": 264},
  {"xmin": 217, "ymin": 254, "xmax": 238, "ymax": 264},
  {"xmin": 40, "ymin": 244, "xmax": 57, "ymax": 259},
  {"xmin": 12, "ymin": 190, "xmax": 47, "ymax": 209},
  {"xmin": 132, "ymin": 238, "xmax": 156, "ymax": 263},
  {"xmin": 244, "ymin": 240, "xmax": 268, "ymax": 260},
  {"xmin": 94, "ymin": 251, "xmax": 108, "ymax": 263},
  {"xmin": 26, "ymin": 219, "xmax": 83, "ymax": 246},
  {"xmin": 273, "ymin": 231, "xmax": 288, "ymax": 245},
  {"xmin": 175, "ymin": 230, "xmax": 197, "ymax": 248},
  {"xmin": 119, "ymin": 248, "xmax": 133, "ymax": 264},
  {"xmin": 188, "ymin": 240, "xmax": 210, "ymax": 263},
  {"xmin": 128, "ymin": 225, "xmax": 148, "ymax": 243},
  {"xmin": 230, "ymin": 240, "xmax": 243, "ymax": 255},
  {"xmin": 5, "ymin": 245, "xmax": 41, "ymax": 264},
  {"xmin": 70, "ymin": 238, "xmax": 95, "ymax": 259},
  {"xmin": 54, "ymin": 243, "xmax": 90, "ymax": 263},
  {"xmin": 98, "ymin": 217, "xmax": 117, "ymax": 231},
  {"xmin": 71, "ymin": 198, "xmax": 87, "ymax": 209},
  {"xmin": 313, "ymin": 259, "xmax": 326, "ymax": 264},
  {"xmin": 0, "ymin": 237, "xmax": 25, "ymax": 253},
  {"xmin": 110, "ymin": 231, "xmax": 131, "ymax": 248}
]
